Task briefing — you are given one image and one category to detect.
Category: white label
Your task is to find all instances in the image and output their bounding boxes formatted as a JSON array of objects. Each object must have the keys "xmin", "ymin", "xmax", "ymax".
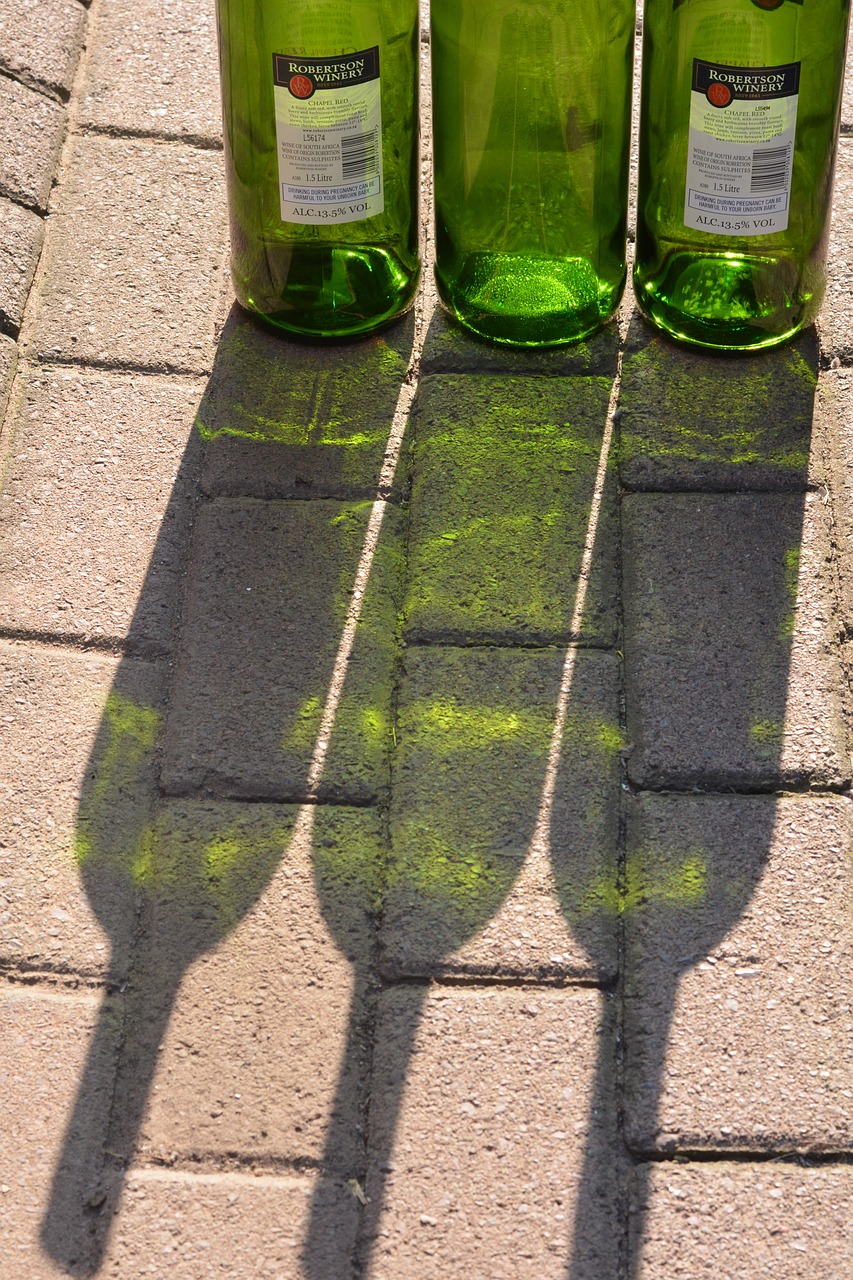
[
  {"xmin": 684, "ymin": 59, "xmax": 800, "ymax": 236},
  {"xmin": 273, "ymin": 48, "xmax": 383, "ymax": 225}
]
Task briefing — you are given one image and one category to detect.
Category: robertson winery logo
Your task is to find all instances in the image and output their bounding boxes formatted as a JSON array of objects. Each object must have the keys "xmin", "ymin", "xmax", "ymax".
[
  {"xmin": 693, "ymin": 59, "xmax": 800, "ymax": 106},
  {"xmin": 273, "ymin": 48, "xmax": 380, "ymax": 97}
]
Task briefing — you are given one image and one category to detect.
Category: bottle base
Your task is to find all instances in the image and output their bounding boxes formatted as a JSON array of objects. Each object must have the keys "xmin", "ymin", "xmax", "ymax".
[
  {"xmin": 235, "ymin": 244, "xmax": 420, "ymax": 341},
  {"xmin": 436, "ymin": 252, "xmax": 622, "ymax": 348},
  {"xmin": 633, "ymin": 248, "xmax": 815, "ymax": 352}
]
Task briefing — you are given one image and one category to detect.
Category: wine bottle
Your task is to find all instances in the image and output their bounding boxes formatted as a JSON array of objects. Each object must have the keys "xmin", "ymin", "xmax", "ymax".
[
  {"xmin": 635, "ymin": 0, "xmax": 852, "ymax": 351},
  {"xmin": 216, "ymin": 0, "xmax": 421, "ymax": 340},
  {"xmin": 430, "ymin": 0, "xmax": 636, "ymax": 347}
]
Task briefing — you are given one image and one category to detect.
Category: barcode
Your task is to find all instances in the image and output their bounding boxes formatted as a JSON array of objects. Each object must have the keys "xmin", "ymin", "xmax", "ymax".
[
  {"xmin": 750, "ymin": 144, "xmax": 791, "ymax": 194},
  {"xmin": 341, "ymin": 129, "xmax": 379, "ymax": 181}
]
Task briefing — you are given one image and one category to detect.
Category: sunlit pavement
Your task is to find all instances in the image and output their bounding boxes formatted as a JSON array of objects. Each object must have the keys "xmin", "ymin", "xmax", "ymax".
[{"xmin": 0, "ymin": 3, "xmax": 851, "ymax": 1278}]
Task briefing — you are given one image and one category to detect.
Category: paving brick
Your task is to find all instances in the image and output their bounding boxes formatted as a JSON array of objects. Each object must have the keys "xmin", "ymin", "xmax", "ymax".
[
  {"xmin": 80, "ymin": 0, "xmax": 221, "ymax": 142},
  {"xmin": 0, "ymin": 0, "xmax": 87, "ymax": 100},
  {"xmin": 618, "ymin": 330, "xmax": 822, "ymax": 491},
  {"xmin": 630, "ymin": 1162, "xmax": 853, "ymax": 1279},
  {"xmin": 0, "ymin": 640, "xmax": 164, "ymax": 979},
  {"xmin": 623, "ymin": 492, "xmax": 849, "ymax": 791},
  {"xmin": 822, "ymin": 140, "xmax": 853, "ymax": 360},
  {"xmin": 161, "ymin": 499, "xmax": 402, "ymax": 803},
  {"xmin": 0, "ymin": 986, "xmax": 122, "ymax": 1278},
  {"xmin": 0, "ymin": 196, "xmax": 43, "ymax": 334},
  {"xmin": 102, "ymin": 1168, "xmax": 359, "ymax": 1280},
  {"xmin": 0, "ymin": 73, "xmax": 66, "ymax": 211},
  {"xmin": 127, "ymin": 802, "xmax": 381, "ymax": 1175},
  {"xmin": 33, "ymin": 136, "xmax": 227, "ymax": 373},
  {"xmin": 420, "ymin": 304, "xmax": 622, "ymax": 376},
  {"xmin": 381, "ymin": 647, "xmax": 621, "ymax": 981},
  {"xmin": 0, "ymin": 368, "xmax": 203, "ymax": 651},
  {"xmin": 623, "ymin": 793, "xmax": 853, "ymax": 1153},
  {"xmin": 362, "ymin": 985, "xmax": 622, "ymax": 1279},
  {"xmin": 0, "ymin": 331, "xmax": 15, "ymax": 418},
  {"xmin": 199, "ymin": 307, "xmax": 414, "ymax": 500},
  {"xmin": 404, "ymin": 375, "xmax": 618, "ymax": 645}
]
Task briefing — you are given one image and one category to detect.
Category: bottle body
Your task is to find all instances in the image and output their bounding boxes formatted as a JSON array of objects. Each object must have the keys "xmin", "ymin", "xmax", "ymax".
[
  {"xmin": 635, "ymin": 0, "xmax": 851, "ymax": 352},
  {"xmin": 216, "ymin": 0, "xmax": 420, "ymax": 340},
  {"xmin": 431, "ymin": 0, "xmax": 636, "ymax": 347}
]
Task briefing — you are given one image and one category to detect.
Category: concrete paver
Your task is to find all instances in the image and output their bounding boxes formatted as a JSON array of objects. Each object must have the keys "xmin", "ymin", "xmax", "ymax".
[
  {"xmin": 405, "ymin": 374, "xmax": 618, "ymax": 646},
  {"xmin": 129, "ymin": 802, "xmax": 382, "ymax": 1173},
  {"xmin": 0, "ymin": 0, "xmax": 87, "ymax": 100},
  {"xmin": 80, "ymin": 0, "xmax": 221, "ymax": 143},
  {"xmin": 630, "ymin": 1162, "xmax": 853, "ymax": 1279},
  {"xmin": 822, "ymin": 141, "xmax": 853, "ymax": 361},
  {"xmin": 0, "ymin": 72, "xmax": 66, "ymax": 211},
  {"xmin": 0, "ymin": 640, "xmax": 163, "ymax": 979},
  {"xmin": 101, "ymin": 1169, "xmax": 359, "ymax": 1280},
  {"xmin": 363, "ymin": 985, "xmax": 622, "ymax": 1279},
  {"xmin": 161, "ymin": 499, "xmax": 403, "ymax": 803},
  {"xmin": 0, "ymin": 196, "xmax": 44, "ymax": 335},
  {"xmin": 618, "ymin": 329, "xmax": 821, "ymax": 491},
  {"xmin": 198, "ymin": 308, "xmax": 414, "ymax": 500},
  {"xmin": 32, "ymin": 136, "xmax": 227, "ymax": 373},
  {"xmin": 818, "ymin": 364, "xmax": 853, "ymax": 636},
  {"xmin": 0, "ymin": 985, "xmax": 122, "ymax": 1280},
  {"xmin": 0, "ymin": 368, "xmax": 203, "ymax": 651},
  {"xmin": 624, "ymin": 793, "xmax": 853, "ymax": 1153},
  {"xmin": 381, "ymin": 646, "xmax": 621, "ymax": 981},
  {"xmin": 420, "ymin": 306, "xmax": 622, "ymax": 377},
  {"xmin": 623, "ymin": 492, "xmax": 849, "ymax": 791},
  {"xmin": 0, "ymin": 330, "xmax": 15, "ymax": 418}
]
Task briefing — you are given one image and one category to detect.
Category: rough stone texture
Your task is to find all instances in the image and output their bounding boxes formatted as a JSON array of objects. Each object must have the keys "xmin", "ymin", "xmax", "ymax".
[
  {"xmin": 0, "ymin": 640, "xmax": 164, "ymax": 979},
  {"xmin": 821, "ymin": 140, "xmax": 853, "ymax": 361},
  {"xmin": 0, "ymin": 73, "xmax": 66, "ymax": 211},
  {"xmin": 381, "ymin": 647, "xmax": 621, "ymax": 981},
  {"xmin": 618, "ymin": 327, "xmax": 823, "ymax": 491},
  {"xmin": 0, "ymin": 0, "xmax": 87, "ymax": 100},
  {"xmin": 33, "ymin": 136, "xmax": 227, "ymax": 373},
  {"xmin": 199, "ymin": 307, "xmax": 414, "ymax": 500},
  {"xmin": 161, "ymin": 499, "xmax": 403, "ymax": 803},
  {"xmin": 130, "ymin": 803, "xmax": 382, "ymax": 1175},
  {"xmin": 819, "ymin": 364, "xmax": 853, "ymax": 635},
  {"xmin": 622, "ymin": 492, "xmax": 849, "ymax": 792},
  {"xmin": 630, "ymin": 1162, "xmax": 853, "ymax": 1279},
  {"xmin": 0, "ymin": 368, "xmax": 203, "ymax": 652},
  {"xmin": 80, "ymin": 0, "xmax": 221, "ymax": 143},
  {"xmin": 101, "ymin": 1169, "xmax": 359, "ymax": 1280},
  {"xmin": 363, "ymin": 985, "xmax": 622, "ymax": 1279},
  {"xmin": 0, "ymin": 330, "xmax": 15, "ymax": 419},
  {"xmin": 420, "ymin": 306, "xmax": 622, "ymax": 377},
  {"xmin": 0, "ymin": 986, "xmax": 122, "ymax": 1279},
  {"xmin": 0, "ymin": 196, "xmax": 44, "ymax": 334},
  {"xmin": 404, "ymin": 375, "xmax": 618, "ymax": 645},
  {"xmin": 843, "ymin": 39, "xmax": 853, "ymax": 134},
  {"xmin": 623, "ymin": 793, "xmax": 853, "ymax": 1153}
]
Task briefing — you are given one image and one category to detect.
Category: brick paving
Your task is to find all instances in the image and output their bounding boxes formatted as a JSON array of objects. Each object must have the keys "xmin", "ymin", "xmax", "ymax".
[{"xmin": 0, "ymin": 3, "xmax": 851, "ymax": 1278}]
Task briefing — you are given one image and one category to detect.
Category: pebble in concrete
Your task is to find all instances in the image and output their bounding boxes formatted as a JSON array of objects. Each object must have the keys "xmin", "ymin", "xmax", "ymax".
[
  {"xmin": 161, "ymin": 499, "xmax": 402, "ymax": 804},
  {"xmin": 622, "ymin": 492, "xmax": 849, "ymax": 791},
  {"xmin": 102, "ymin": 1169, "xmax": 360, "ymax": 1280},
  {"xmin": 623, "ymin": 793, "xmax": 853, "ymax": 1153},
  {"xmin": 382, "ymin": 646, "xmax": 621, "ymax": 981},
  {"xmin": 630, "ymin": 1162, "xmax": 853, "ymax": 1279},
  {"xmin": 80, "ymin": 0, "xmax": 221, "ymax": 143},
  {"xmin": 0, "ymin": 0, "xmax": 87, "ymax": 100},
  {"xmin": 0, "ymin": 196, "xmax": 44, "ymax": 334},
  {"xmin": 405, "ymin": 375, "xmax": 618, "ymax": 646},
  {"xmin": 131, "ymin": 802, "xmax": 382, "ymax": 1175},
  {"xmin": 618, "ymin": 329, "xmax": 821, "ymax": 491},
  {"xmin": 0, "ymin": 73, "xmax": 66, "ymax": 211},
  {"xmin": 199, "ymin": 307, "xmax": 414, "ymax": 501},
  {"xmin": 0, "ymin": 368, "xmax": 203, "ymax": 653},
  {"xmin": 363, "ymin": 986, "xmax": 621, "ymax": 1279},
  {"xmin": 0, "ymin": 986, "xmax": 122, "ymax": 1278},
  {"xmin": 33, "ymin": 136, "xmax": 227, "ymax": 373},
  {"xmin": 0, "ymin": 641, "xmax": 164, "ymax": 979}
]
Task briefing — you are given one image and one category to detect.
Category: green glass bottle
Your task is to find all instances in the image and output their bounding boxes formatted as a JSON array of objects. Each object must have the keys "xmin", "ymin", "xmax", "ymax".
[
  {"xmin": 635, "ymin": 0, "xmax": 852, "ymax": 351},
  {"xmin": 430, "ymin": 0, "xmax": 636, "ymax": 347},
  {"xmin": 216, "ymin": 0, "xmax": 420, "ymax": 339}
]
